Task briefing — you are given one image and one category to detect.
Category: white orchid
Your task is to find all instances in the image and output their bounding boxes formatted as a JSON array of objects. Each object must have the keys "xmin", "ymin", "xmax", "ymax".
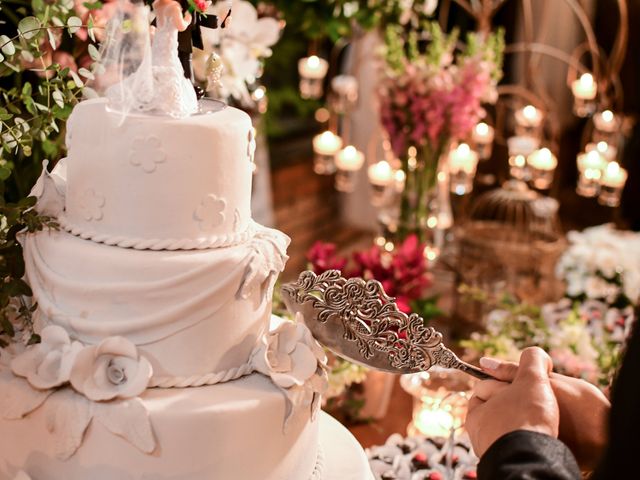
[{"xmin": 194, "ymin": 0, "xmax": 281, "ymax": 106}]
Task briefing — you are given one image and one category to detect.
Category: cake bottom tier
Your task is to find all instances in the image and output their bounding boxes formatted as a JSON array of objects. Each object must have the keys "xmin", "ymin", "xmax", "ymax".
[
  {"xmin": 319, "ymin": 413, "xmax": 375, "ymax": 480},
  {"xmin": 1, "ymin": 373, "xmax": 321, "ymax": 480}
]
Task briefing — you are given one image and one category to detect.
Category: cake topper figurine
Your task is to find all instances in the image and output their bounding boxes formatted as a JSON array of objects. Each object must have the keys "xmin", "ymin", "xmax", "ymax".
[
  {"xmin": 282, "ymin": 270, "xmax": 495, "ymax": 380},
  {"xmin": 103, "ymin": 0, "xmax": 197, "ymax": 117},
  {"xmin": 176, "ymin": 0, "xmax": 232, "ymax": 98}
]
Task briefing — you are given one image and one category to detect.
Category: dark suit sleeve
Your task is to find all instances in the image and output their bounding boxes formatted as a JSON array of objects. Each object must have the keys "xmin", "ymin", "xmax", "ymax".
[{"xmin": 478, "ymin": 430, "xmax": 581, "ymax": 480}]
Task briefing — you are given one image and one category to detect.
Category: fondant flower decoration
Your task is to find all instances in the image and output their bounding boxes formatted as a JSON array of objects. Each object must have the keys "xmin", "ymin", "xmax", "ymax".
[
  {"xmin": 253, "ymin": 315, "xmax": 327, "ymax": 388},
  {"xmin": 78, "ymin": 188, "xmax": 105, "ymax": 221},
  {"xmin": 194, "ymin": 194, "xmax": 226, "ymax": 231},
  {"xmin": 30, "ymin": 160, "xmax": 67, "ymax": 217},
  {"xmin": 129, "ymin": 136, "xmax": 167, "ymax": 174},
  {"xmin": 252, "ymin": 314, "xmax": 328, "ymax": 422},
  {"xmin": 70, "ymin": 336, "xmax": 153, "ymax": 401},
  {"xmin": 11, "ymin": 325, "xmax": 84, "ymax": 390}
]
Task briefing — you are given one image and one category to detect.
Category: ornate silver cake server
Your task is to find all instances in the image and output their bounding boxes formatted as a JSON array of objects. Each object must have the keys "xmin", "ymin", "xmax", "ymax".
[{"xmin": 281, "ymin": 270, "xmax": 493, "ymax": 380}]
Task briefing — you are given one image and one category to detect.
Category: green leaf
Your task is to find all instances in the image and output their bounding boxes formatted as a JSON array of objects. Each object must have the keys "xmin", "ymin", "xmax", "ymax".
[
  {"xmin": 0, "ymin": 36, "xmax": 15, "ymax": 56},
  {"xmin": 67, "ymin": 16, "xmax": 83, "ymax": 35},
  {"xmin": 78, "ymin": 67, "xmax": 94, "ymax": 80},
  {"xmin": 87, "ymin": 43, "xmax": 101, "ymax": 62},
  {"xmin": 18, "ymin": 17, "xmax": 42, "ymax": 40},
  {"xmin": 52, "ymin": 89, "xmax": 65, "ymax": 108},
  {"xmin": 0, "ymin": 166, "xmax": 11, "ymax": 181},
  {"xmin": 47, "ymin": 28, "xmax": 57, "ymax": 50}
]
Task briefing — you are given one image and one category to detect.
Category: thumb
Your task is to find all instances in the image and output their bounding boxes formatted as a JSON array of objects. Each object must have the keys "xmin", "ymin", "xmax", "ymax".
[
  {"xmin": 479, "ymin": 357, "xmax": 518, "ymax": 382},
  {"xmin": 515, "ymin": 347, "xmax": 553, "ymax": 383}
]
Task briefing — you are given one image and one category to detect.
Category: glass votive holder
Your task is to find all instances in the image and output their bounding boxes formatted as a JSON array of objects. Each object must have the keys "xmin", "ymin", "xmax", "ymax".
[
  {"xmin": 472, "ymin": 122, "xmax": 495, "ymax": 160},
  {"xmin": 312, "ymin": 131, "xmax": 342, "ymax": 175},
  {"xmin": 334, "ymin": 146, "xmax": 365, "ymax": 193},
  {"xmin": 507, "ymin": 136, "xmax": 539, "ymax": 181},
  {"xmin": 368, "ymin": 160, "xmax": 395, "ymax": 207},
  {"xmin": 514, "ymin": 105, "xmax": 544, "ymax": 138},
  {"xmin": 592, "ymin": 110, "xmax": 621, "ymax": 145},
  {"xmin": 585, "ymin": 141, "xmax": 617, "ymax": 162},
  {"xmin": 330, "ymin": 75, "xmax": 359, "ymax": 114},
  {"xmin": 598, "ymin": 162, "xmax": 628, "ymax": 207},
  {"xmin": 576, "ymin": 150, "xmax": 606, "ymax": 198},
  {"xmin": 449, "ymin": 143, "xmax": 479, "ymax": 195},
  {"xmin": 400, "ymin": 368, "xmax": 476, "ymax": 438},
  {"xmin": 571, "ymin": 73, "xmax": 598, "ymax": 118},
  {"xmin": 298, "ymin": 55, "xmax": 329, "ymax": 100},
  {"xmin": 527, "ymin": 148, "xmax": 557, "ymax": 190}
]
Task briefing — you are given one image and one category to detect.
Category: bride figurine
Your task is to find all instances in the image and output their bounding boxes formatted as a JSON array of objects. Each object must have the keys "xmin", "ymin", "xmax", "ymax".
[
  {"xmin": 148, "ymin": 0, "xmax": 198, "ymax": 117},
  {"xmin": 104, "ymin": 0, "xmax": 198, "ymax": 118}
]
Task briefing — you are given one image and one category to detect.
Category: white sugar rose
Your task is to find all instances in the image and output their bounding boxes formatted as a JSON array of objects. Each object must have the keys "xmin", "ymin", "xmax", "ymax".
[
  {"xmin": 253, "ymin": 314, "xmax": 327, "ymax": 389},
  {"xmin": 11, "ymin": 325, "xmax": 83, "ymax": 390},
  {"xmin": 70, "ymin": 337, "xmax": 152, "ymax": 401}
]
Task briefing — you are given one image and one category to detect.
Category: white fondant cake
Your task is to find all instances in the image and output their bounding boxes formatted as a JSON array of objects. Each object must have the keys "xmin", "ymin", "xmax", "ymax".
[{"xmin": 0, "ymin": 4, "xmax": 373, "ymax": 476}]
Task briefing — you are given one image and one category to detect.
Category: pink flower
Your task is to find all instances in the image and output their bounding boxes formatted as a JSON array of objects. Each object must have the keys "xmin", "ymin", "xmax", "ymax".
[
  {"xmin": 307, "ymin": 241, "xmax": 348, "ymax": 274},
  {"xmin": 74, "ymin": 0, "xmax": 120, "ymax": 42}
]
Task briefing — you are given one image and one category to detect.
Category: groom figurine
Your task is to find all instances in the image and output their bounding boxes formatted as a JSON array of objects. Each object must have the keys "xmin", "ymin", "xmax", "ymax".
[{"xmin": 177, "ymin": 0, "xmax": 229, "ymax": 98}]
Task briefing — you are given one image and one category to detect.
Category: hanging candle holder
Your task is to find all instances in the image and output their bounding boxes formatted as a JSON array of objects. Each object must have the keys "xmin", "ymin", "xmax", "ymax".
[
  {"xmin": 527, "ymin": 148, "xmax": 558, "ymax": 190},
  {"xmin": 368, "ymin": 160, "xmax": 395, "ymax": 207},
  {"xmin": 514, "ymin": 105, "xmax": 544, "ymax": 139},
  {"xmin": 585, "ymin": 141, "xmax": 618, "ymax": 162},
  {"xmin": 448, "ymin": 143, "xmax": 480, "ymax": 195},
  {"xmin": 571, "ymin": 73, "xmax": 598, "ymax": 117},
  {"xmin": 472, "ymin": 122, "xmax": 495, "ymax": 160},
  {"xmin": 312, "ymin": 130, "xmax": 342, "ymax": 175},
  {"xmin": 576, "ymin": 150, "xmax": 607, "ymax": 197},
  {"xmin": 507, "ymin": 136, "xmax": 539, "ymax": 181},
  {"xmin": 592, "ymin": 110, "xmax": 621, "ymax": 145},
  {"xmin": 334, "ymin": 145, "xmax": 365, "ymax": 193},
  {"xmin": 298, "ymin": 55, "xmax": 329, "ymax": 100},
  {"xmin": 598, "ymin": 161, "xmax": 628, "ymax": 207},
  {"xmin": 330, "ymin": 75, "xmax": 359, "ymax": 114}
]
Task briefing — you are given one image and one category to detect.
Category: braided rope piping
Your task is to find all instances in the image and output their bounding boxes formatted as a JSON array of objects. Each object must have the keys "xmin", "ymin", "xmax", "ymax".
[
  {"xmin": 149, "ymin": 362, "xmax": 255, "ymax": 388},
  {"xmin": 58, "ymin": 215, "xmax": 255, "ymax": 251}
]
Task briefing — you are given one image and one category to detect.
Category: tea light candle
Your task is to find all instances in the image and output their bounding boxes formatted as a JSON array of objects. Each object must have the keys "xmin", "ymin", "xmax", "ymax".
[
  {"xmin": 472, "ymin": 122, "xmax": 495, "ymax": 160},
  {"xmin": 298, "ymin": 55, "xmax": 329, "ymax": 99},
  {"xmin": 334, "ymin": 145, "xmax": 365, "ymax": 193},
  {"xmin": 571, "ymin": 73, "xmax": 597, "ymax": 117},
  {"xmin": 586, "ymin": 141, "xmax": 618, "ymax": 162},
  {"xmin": 368, "ymin": 160, "xmax": 394, "ymax": 186},
  {"xmin": 601, "ymin": 161, "xmax": 628, "ymax": 188},
  {"xmin": 515, "ymin": 105, "xmax": 544, "ymax": 128},
  {"xmin": 527, "ymin": 148, "xmax": 557, "ymax": 189},
  {"xmin": 572, "ymin": 73, "xmax": 598, "ymax": 100},
  {"xmin": 312, "ymin": 131, "xmax": 342, "ymax": 175},
  {"xmin": 331, "ymin": 75, "xmax": 359, "ymax": 113},
  {"xmin": 576, "ymin": 150, "xmax": 606, "ymax": 198},
  {"xmin": 593, "ymin": 110, "xmax": 620, "ymax": 134},
  {"xmin": 599, "ymin": 161, "xmax": 628, "ymax": 207}
]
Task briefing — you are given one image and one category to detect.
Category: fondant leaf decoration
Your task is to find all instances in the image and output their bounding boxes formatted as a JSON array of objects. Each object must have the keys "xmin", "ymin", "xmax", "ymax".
[
  {"xmin": 44, "ymin": 388, "xmax": 92, "ymax": 460},
  {"xmin": 93, "ymin": 397, "xmax": 156, "ymax": 454},
  {"xmin": 0, "ymin": 369, "xmax": 53, "ymax": 420},
  {"xmin": 238, "ymin": 227, "xmax": 289, "ymax": 299}
]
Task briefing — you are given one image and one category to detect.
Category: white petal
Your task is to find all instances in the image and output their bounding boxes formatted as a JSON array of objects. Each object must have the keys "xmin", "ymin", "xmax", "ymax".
[
  {"xmin": 0, "ymin": 371, "xmax": 53, "ymax": 419},
  {"xmin": 40, "ymin": 325, "xmax": 71, "ymax": 347},
  {"xmin": 93, "ymin": 397, "xmax": 156, "ymax": 454},
  {"xmin": 69, "ymin": 346, "xmax": 97, "ymax": 395},
  {"xmin": 96, "ymin": 336, "xmax": 138, "ymax": 359},
  {"xmin": 271, "ymin": 371, "xmax": 297, "ymax": 389},
  {"xmin": 11, "ymin": 346, "xmax": 45, "ymax": 379},
  {"xmin": 289, "ymin": 344, "xmax": 318, "ymax": 383},
  {"xmin": 44, "ymin": 388, "xmax": 92, "ymax": 460}
]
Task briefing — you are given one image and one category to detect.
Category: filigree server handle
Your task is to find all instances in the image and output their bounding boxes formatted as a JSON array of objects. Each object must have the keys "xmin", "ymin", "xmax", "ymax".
[{"xmin": 450, "ymin": 359, "xmax": 494, "ymax": 381}]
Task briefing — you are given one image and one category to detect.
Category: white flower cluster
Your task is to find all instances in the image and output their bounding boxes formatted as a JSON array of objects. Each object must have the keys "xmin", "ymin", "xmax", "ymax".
[{"xmin": 556, "ymin": 224, "xmax": 640, "ymax": 306}]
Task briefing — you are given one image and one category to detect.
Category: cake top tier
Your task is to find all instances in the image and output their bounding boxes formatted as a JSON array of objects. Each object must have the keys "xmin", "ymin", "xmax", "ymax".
[{"xmin": 47, "ymin": 98, "xmax": 256, "ymax": 250}]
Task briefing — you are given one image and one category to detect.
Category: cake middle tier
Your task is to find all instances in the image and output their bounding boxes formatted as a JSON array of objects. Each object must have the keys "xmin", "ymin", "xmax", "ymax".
[
  {"xmin": 22, "ymin": 224, "xmax": 289, "ymax": 379},
  {"xmin": 62, "ymin": 98, "xmax": 255, "ymax": 250}
]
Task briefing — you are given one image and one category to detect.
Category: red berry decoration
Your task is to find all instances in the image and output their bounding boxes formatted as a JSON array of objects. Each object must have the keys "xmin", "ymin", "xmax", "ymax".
[
  {"xmin": 429, "ymin": 472, "xmax": 443, "ymax": 480},
  {"xmin": 463, "ymin": 471, "xmax": 478, "ymax": 479}
]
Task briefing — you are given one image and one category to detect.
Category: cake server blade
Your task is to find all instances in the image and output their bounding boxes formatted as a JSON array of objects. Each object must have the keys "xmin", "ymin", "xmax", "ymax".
[{"xmin": 281, "ymin": 270, "xmax": 493, "ymax": 381}]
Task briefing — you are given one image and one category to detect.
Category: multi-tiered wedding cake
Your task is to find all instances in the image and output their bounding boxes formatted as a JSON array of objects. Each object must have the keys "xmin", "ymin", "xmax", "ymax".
[{"xmin": 0, "ymin": 2, "xmax": 372, "ymax": 479}]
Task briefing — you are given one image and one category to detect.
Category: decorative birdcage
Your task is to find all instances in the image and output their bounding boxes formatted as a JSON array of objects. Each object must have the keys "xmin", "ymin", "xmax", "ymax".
[{"xmin": 454, "ymin": 181, "xmax": 566, "ymax": 325}]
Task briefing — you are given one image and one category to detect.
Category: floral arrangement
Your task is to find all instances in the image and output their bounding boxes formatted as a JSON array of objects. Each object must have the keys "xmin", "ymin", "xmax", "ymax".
[
  {"xmin": 307, "ymin": 234, "xmax": 434, "ymax": 314},
  {"xmin": 379, "ymin": 24, "xmax": 504, "ymax": 159},
  {"xmin": 461, "ymin": 287, "xmax": 635, "ymax": 389},
  {"xmin": 556, "ymin": 224, "xmax": 640, "ymax": 309},
  {"xmin": 194, "ymin": 0, "xmax": 282, "ymax": 109},
  {"xmin": 377, "ymin": 23, "xmax": 503, "ymax": 240}
]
